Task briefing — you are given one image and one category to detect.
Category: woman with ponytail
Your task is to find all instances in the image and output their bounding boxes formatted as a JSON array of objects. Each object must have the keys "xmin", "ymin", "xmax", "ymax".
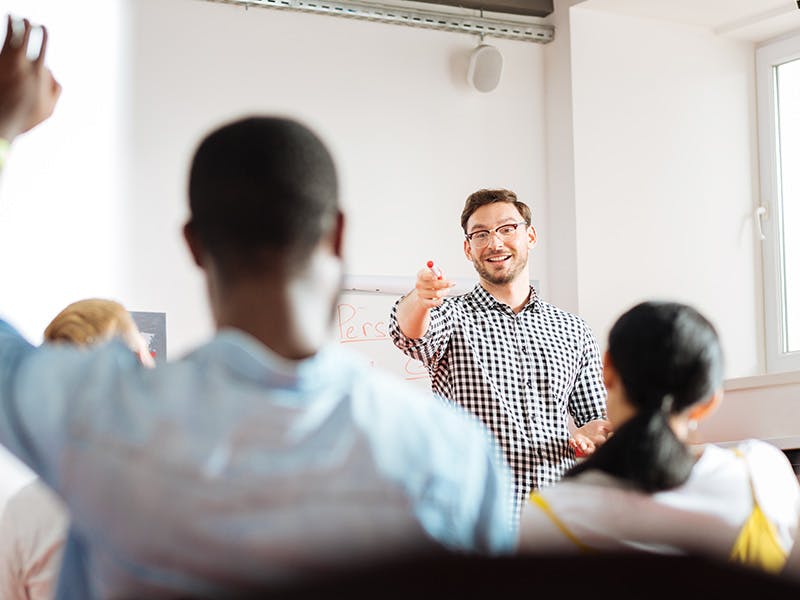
[{"xmin": 518, "ymin": 301, "xmax": 800, "ymax": 573}]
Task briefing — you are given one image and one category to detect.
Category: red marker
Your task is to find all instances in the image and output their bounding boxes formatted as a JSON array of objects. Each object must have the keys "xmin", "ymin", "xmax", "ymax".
[{"xmin": 427, "ymin": 260, "xmax": 443, "ymax": 280}]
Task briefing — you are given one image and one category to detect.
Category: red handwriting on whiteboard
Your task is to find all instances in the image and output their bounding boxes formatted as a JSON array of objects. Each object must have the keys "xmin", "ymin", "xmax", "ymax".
[
  {"xmin": 404, "ymin": 358, "xmax": 429, "ymax": 381},
  {"xmin": 337, "ymin": 303, "xmax": 388, "ymax": 343}
]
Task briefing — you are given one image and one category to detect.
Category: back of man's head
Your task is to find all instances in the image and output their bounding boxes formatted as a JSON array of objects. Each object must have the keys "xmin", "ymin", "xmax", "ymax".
[{"xmin": 188, "ymin": 117, "xmax": 339, "ymax": 276}]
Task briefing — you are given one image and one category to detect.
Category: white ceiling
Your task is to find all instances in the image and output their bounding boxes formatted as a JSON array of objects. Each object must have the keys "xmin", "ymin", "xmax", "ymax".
[{"xmin": 580, "ymin": 0, "xmax": 800, "ymax": 42}]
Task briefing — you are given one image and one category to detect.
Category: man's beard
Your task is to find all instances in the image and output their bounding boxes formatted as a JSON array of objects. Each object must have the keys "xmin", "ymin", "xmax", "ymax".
[{"xmin": 472, "ymin": 253, "xmax": 527, "ymax": 285}]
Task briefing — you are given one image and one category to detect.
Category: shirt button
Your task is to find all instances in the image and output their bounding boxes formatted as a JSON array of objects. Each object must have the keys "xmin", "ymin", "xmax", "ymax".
[
  {"xmin": 521, "ymin": 346, "xmax": 528, "ymax": 354},
  {"xmin": 526, "ymin": 379, "xmax": 532, "ymax": 388}
]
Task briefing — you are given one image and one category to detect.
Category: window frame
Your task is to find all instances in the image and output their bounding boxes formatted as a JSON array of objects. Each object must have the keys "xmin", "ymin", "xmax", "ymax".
[{"xmin": 756, "ymin": 33, "xmax": 800, "ymax": 374}]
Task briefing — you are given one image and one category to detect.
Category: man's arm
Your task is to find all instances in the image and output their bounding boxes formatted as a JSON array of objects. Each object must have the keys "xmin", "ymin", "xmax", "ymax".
[
  {"xmin": 0, "ymin": 15, "xmax": 61, "ymax": 145},
  {"xmin": 567, "ymin": 324, "xmax": 611, "ymax": 457}
]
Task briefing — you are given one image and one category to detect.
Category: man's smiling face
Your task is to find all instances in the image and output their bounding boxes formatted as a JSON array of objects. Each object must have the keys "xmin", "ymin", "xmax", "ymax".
[{"xmin": 463, "ymin": 202, "xmax": 536, "ymax": 286}]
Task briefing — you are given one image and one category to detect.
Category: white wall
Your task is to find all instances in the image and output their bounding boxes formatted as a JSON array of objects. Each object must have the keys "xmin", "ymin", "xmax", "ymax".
[
  {"xmin": 3, "ymin": 0, "xmax": 789, "ymax": 448},
  {"xmin": 0, "ymin": 0, "xmax": 128, "ymax": 494},
  {"xmin": 0, "ymin": 0, "xmax": 126, "ymax": 343},
  {"xmin": 698, "ymin": 378, "xmax": 800, "ymax": 447},
  {"xmin": 568, "ymin": 5, "xmax": 763, "ymax": 378},
  {"xmin": 122, "ymin": 0, "xmax": 547, "ymax": 357},
  {"xmin": 0, "ymin": 0, "xmax": 546, "ymax": 357},
  {"xmin": 542, "ymin": 0, "xmax": 585, "ymax": 314}
]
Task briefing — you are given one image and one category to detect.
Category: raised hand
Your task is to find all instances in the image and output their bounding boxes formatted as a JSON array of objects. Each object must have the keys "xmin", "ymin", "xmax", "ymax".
[
  {"xmin": 0, "ymin": 15, "xmax": 61, "ymax": 141},
  {"xmin": 413, "ymin": 264, "xmax": 455, "ymax": 309}
]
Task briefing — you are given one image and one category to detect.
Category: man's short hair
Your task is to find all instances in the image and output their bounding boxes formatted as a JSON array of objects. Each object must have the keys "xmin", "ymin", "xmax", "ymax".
[
  {"xmin": 460, "ymin": 189, "xmax": 531, "ymax": 232},
  {"xmin": 188, "ymin": 117, "xmax": 339, "ymax": 272}
]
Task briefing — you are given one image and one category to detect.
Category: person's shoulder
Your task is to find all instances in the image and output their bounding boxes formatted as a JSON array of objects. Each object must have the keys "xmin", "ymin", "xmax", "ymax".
[
  {"xmin": 351, "ymin": 362, "xmax": 441, "ymax": 409},
  {"xmin": 735, "ymin": 439, "xmax": 793, "ymax": 466},
  {"xmin": 8, "ymin": 479, "xmax": 64, "ymax": 509},
  {"xmin": 352, "ymin": 364, "xmax": 491, "ymax": 443},
  {"xmin": 535, "ymin": 300, "xmax": 596, "ymax": 337},
  {"xmin": 0, "ymin": 319, "xmax": 23, "ymax": 336},
  {"xmin": 733, "ymin": 440, "xmax": 800, "ymax": 523},
  {"xmin": 735, "ymin": 439, "xmax": 799, "ymax": 480},
  {"xmin": 0, "ymin": 320, "xmax": 35, "ymax": 360},
  {"xmin": 537, "ymin": 299, "xmax": 585, "ymax": 322},
  {"xmin": 4, "ymin": 478, "xmax": 66, "ymax": 524},
  {"xmin": 185, "ymin": 332, "xmax": 365, "ymax": 374},
  {"xmin": 542, "ymin": 470, "xmax": 635, "ymax": 502},
  {"xmin": 701, "ymin": 441, "xmax": 799, "ymax": 499},
  {"xmin": 441, "ymin": 285, "xmax": 490, "ymax": 309},
  {"xmin": 529, "ymin": 472, "xmax": 647, "ymax": 532},
  {"xmin": 436, "ymin": 291, "xmax": 474, "ymax": 312}
]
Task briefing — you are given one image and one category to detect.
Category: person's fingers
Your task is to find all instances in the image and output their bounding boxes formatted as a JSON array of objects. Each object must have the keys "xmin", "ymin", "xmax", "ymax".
[
  {"xmin": 2, "ymin": 15, "xmax": 13, "ymax": 52},
  {"xmin": 432, "ymin": 281, "xmax": 454, "ymax": 293},
  {"xmin": 588, "ymin": 421, "xmax": 612, "ymax": 440},
  {"xmin": 34, "ymin": 24, "xmax": 47, "ymax": 67},
  {"xmin": 20, "ymin": 18, "xmax": 31, "ymax": 54},
  {"xmin": 417, "ymin": 269, "xmax": 455, "ymax": 287},
  {"xmin": 419, "ymin": 269, "xmax": 444, "ymax": 283},
  {"xmin": 414, "ymin": 268, "xmax": 456, "ymax": 308},
  {"xmin": 569, "ymin": 436, "xmax": 587, "ymax": 448}
]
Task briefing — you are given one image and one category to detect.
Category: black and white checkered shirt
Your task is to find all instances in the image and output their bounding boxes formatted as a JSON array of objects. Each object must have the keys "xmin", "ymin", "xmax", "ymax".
[{"xmin": 390, "ymin": 284, "xmax": 607, "ymax": 515}]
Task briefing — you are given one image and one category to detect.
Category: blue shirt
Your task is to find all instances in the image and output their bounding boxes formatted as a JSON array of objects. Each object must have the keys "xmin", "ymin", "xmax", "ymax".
[{"xmin": 0, "ymin": 319, "xmax": 515, "ymax": 599}]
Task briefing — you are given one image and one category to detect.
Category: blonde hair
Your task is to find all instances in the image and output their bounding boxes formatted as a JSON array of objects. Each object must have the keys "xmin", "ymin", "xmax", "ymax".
[{"xmin": 44, "ymin": 298, "xmax": 142, "ymax": 352}]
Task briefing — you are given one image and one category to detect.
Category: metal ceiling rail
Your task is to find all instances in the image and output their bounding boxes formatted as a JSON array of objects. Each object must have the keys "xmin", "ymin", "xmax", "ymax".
[{"xmin": 200, "ymin": 0, "xmax": 554, "ymax": 43}]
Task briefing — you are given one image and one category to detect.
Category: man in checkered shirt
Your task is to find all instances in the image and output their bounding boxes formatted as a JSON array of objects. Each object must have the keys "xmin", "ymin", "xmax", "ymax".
[{"xmin": 390, "ymin": 189, "xmax": 610, "ymax": 517}]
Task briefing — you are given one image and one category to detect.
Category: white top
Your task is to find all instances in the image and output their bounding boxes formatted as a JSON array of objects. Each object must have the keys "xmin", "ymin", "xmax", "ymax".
[
  {"xmin": 0, "ymin": 480, "xmax": 68, "ymax": 600},
  {"xmin": 0, "ymin": 445, "xmax": 36, "ymax": 512},
  {"xmin": 519, "ymin": 440, "xmax": 800, "ymax": 560}
]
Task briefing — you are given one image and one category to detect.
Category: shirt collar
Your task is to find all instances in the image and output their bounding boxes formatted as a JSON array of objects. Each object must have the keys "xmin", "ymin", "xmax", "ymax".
[
  {"xmin": 469, "ymin": 283, "xmax": 542, "ymax": 313},
  {"xmin": 195, "ymin": 328, "xmax": 343, "ymax": 390}
]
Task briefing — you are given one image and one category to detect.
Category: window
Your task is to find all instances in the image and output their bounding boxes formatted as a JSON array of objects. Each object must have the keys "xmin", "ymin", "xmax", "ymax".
[{"xmin": 757, "ymin": 34, "xmax": 800, "ymax": 374}]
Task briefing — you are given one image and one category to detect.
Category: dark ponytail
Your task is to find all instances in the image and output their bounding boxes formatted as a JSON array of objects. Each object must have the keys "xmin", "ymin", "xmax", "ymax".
[{"xmin": 566, "ymin": 302, "xmax": 724, "ymax": 493}]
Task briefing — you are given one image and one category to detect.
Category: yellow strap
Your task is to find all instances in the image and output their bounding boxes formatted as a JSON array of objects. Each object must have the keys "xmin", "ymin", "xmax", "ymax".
[
  {"xmin": 529, "ymin": 492, "xmax": 595, "ymax": 554},
  {"xmin": 728, "ymin": 447, "xmax": 788, "ymax": 573}
]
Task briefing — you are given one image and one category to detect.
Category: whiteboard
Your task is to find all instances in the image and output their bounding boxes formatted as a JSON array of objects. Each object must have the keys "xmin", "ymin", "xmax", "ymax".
[
  {"xmin": 334, "ymin": 289, "xmax": 432, "ymax": 391},
  {"xmin": 336, "ymin": 274, "xmax": 477, "ymax": 391}
]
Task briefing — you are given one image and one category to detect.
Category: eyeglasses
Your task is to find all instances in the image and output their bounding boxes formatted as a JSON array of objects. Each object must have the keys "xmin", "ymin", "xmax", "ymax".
[{"xmin": 465, "ymin": 222, "xmax": 527, "ymax": 247}]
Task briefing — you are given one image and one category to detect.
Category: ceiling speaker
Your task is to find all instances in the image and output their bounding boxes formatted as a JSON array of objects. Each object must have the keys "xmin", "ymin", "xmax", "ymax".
[{"xmin": 467, "ymin": 44, "xmax": 503, "ymax": 93}]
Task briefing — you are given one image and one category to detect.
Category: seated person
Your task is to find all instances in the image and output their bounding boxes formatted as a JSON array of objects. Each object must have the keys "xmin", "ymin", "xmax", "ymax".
[
  {"xmin": 518, "ymin": 301, "xmax": 800, "ymax": 573},
  {"xmin": 0, "ymin": 298, "xmax": 154, "ymax": 600},
  {"xmin": 0, "ymin": 15, "xmax": 515, "ymax": 599}
]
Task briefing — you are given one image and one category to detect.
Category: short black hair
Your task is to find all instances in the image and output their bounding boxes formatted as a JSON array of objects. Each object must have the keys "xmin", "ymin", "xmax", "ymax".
[{"xmin": 188, "ymin": 117, "xmax": 339, "ymax": 272}]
